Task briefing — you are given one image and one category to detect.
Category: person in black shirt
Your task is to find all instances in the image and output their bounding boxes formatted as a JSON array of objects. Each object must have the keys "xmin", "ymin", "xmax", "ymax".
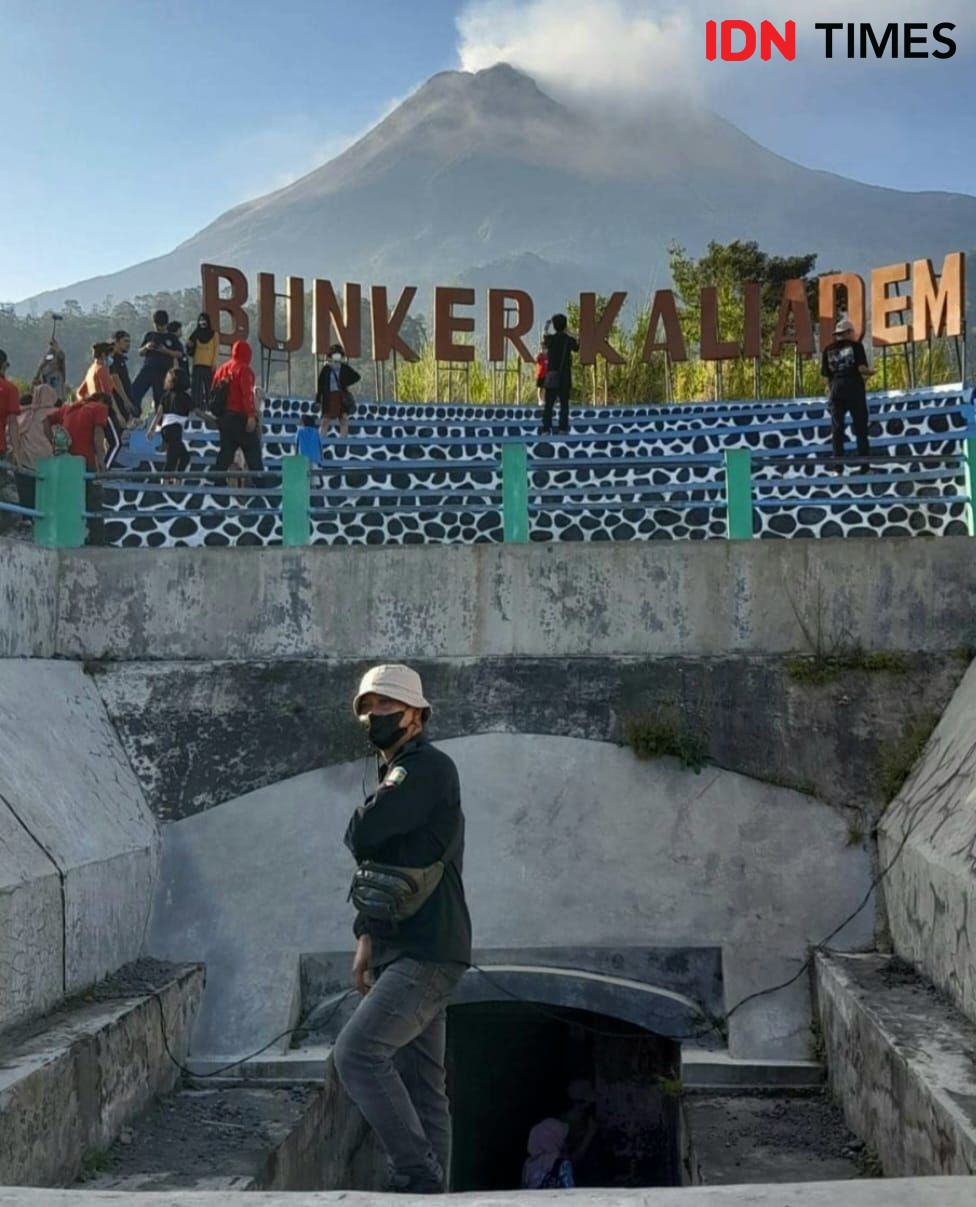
[
  {"xmin": 130, "ymin": 309, "xmax": 183, "ymax": 417},
  {"xmin": 541, "ymin": 313, "xmax": 579, "ymax": 436},
  {"xmin": 821, "ymin": 316, "xmax": 874, "ymax": 460},
  {"xmin": 109, "ymin": 330, "xmax": 137, "ymax": 423},
  {"xmin": 149, "ymin": 367, "xmax": 198, "ymax": 474},
  {"xmin": 334, "ymin": 664, "xmax": 471, "ymax": 1196},
  {"xmin": 168, "ymin": 320, "xmax": 190, "ymax": 377}
]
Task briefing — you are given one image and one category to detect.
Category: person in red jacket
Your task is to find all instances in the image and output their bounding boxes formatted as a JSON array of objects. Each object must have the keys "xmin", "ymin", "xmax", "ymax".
[{"xmin": 212, "ymin": 341, "xmax": 263, "ymax": 475}]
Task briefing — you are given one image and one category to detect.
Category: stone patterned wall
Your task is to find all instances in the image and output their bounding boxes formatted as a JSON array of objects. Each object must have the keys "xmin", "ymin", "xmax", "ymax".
[{"xmin": 100, "ymin": 392, "xmax": 971, "ymax": 547}]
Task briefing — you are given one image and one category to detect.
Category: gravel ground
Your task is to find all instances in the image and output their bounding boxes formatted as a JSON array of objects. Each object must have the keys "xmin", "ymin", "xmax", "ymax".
[
  {"xmin": 683, "ymin": 1089, "xmax": 874, "ymax": 1185},
  {"xmin": 75, "ymin": 1085, "xmax": 318, "ymax": 1190}
]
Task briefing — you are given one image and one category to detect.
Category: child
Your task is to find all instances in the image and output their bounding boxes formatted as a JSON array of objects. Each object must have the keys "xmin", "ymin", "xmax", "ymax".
[
  {"xmin": 535, "ymin": 341, "xmax": 548, "ymax": 404},
  {"xmin": 296, "ymin": 413, "xmax": 324, "ymax": 465}
]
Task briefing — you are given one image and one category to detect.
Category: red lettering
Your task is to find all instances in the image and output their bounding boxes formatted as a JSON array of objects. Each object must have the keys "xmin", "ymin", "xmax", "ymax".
[
  {"xmin": 706, "ymin": 20, "xmax": 718, "ymax": 60},
  {"xmin": 722, "ymin": 20, "xmax": 757, "ymax": 61},
  {"xmin": 761, "ymin": 20, "xmax": 795, "ymax": 61}
]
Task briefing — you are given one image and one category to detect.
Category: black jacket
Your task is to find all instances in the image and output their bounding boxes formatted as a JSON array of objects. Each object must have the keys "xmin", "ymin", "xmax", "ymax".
[
  {"xmin": 317, "ymin": 362, "xmax": 361, "ymax": 402},
  {"xmin": 543, "ymin": 330, "xmax": 579, "ymax": 390},
  {"xmin": 345, "ymin": 734, "xmax": 472, "ymax": 969}
]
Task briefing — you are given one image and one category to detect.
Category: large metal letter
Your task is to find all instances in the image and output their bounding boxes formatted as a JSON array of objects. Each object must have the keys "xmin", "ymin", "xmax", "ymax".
[
  {"xmin": 201, "ymin": 263, "xmax": 249, "ymax": 351},
  {"xmin": 487, "ymin": 289, "xmax": 534, "ymax": 362},
  {"xmin": 257, "ymin": 274, "xmax": 304, "ymax": 352}
]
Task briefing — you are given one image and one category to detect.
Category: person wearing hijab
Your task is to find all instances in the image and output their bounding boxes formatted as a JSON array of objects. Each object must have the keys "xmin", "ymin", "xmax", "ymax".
[
  {"xmin": 187, "ymin": 313, "xmax": 220, "ymax": 409},
  {"xmin": 316, "ymin": 343, "xmax": 361, "ymax": 439},
  {"xmin": 15, "ymin": 384, "xmax": 58, "ymax": 509},
  {"xmin": 521, "ymin": 1118, "xmax": 575, "ymax": 1190},
  {"xmin": 212, "ymin": 340, "xmax": 263, "ymax": 475}
]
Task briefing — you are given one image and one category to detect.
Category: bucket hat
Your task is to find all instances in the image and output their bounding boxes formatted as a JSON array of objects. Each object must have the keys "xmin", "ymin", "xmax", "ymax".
[{"xmin": 353, "ymin": 664, "xmax": 431, "ymax": 717}]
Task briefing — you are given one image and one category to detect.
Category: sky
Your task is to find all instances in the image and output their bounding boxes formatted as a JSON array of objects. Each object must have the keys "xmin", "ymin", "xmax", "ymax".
[{"xmin": 3, "ymin": 0, "xmax": 974, "ymax": 301}]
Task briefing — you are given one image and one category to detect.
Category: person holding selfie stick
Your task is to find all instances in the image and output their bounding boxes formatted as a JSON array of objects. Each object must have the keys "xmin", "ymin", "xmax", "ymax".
[{"xmin": 541, "ymin": 313, "xmax": 579, "ymax": 436}]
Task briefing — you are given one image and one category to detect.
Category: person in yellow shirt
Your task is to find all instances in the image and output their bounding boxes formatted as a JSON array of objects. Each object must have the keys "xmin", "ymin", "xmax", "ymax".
[{"xmin": 186, "ymin": 313, "xmax": 221, "ymax": 408}]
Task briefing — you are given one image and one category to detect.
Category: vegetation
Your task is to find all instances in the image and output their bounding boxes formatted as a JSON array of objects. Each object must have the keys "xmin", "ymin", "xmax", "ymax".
[
  {"xmin": 878, "ymin": 714, "xmax": 939, "ymax": 802},
  {"xmin": 786, "ymin": 650, "xmax": 910, "ymax": 687},
  {"xmin": 624, "ymin": 709, "xmax": 710, "ymax": 773},
  {"xmin": 77, "ymin": 1150, "xmax": 114, "ymax": 1182},
  {"xmin": 846, "ymin": 814, "xmax": 866, "ymax": 847},
  {"xmin": 3, "ymin": 238, "xmax": 962, "ymax": 404}
]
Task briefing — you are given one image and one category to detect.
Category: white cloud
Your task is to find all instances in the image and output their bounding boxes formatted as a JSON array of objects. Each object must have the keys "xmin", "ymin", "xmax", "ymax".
[
  {"xmin": 456, "ymin": 0, "xmax": 970, "ymax": 113},
  {"xmin": 458, "ymin": 0, "xmax": 702, "ymax": 109}
]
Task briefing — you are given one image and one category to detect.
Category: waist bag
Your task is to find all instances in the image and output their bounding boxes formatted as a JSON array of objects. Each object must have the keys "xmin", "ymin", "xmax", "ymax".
[{"xmin": 349, "ymin": 824, "xmax": 462, "ymax": 926}]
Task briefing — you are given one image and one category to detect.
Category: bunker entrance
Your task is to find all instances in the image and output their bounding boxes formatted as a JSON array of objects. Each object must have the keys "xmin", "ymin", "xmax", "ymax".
[{"xmin": 446, "ymin": 1000, "xmax": 681, "ymax": 1192}]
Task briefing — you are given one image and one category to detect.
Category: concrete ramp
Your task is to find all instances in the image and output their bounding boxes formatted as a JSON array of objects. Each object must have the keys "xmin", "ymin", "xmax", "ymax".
[
  {"xmin": 146, "ymin": 733, "xmax": 873, "ymax": 1062},
  {"xmin": 0, "ymin": 660, "xmax": 160, "ymax": 1031},
  {"xmin": 879, "ymin": 660, "xmax": 976, "ymax": 1025}
]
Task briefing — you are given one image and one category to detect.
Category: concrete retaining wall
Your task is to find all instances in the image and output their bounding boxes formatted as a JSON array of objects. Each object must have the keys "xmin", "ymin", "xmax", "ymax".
[
  {"xmin": 0, "ymin": 964, "xmax": 203, "ymax": 1187},
  {"xmin": 0, "ymin": 540, "xmax": 57, "ymax": 658},
  {"xmin": 54, "ymin": 538, "xmax": 976, "ymax": 661},
  {"xmin": 146, "ymin": 733, "xmax": 873, "ymax": 1063},
  {"xmin": 816, "ymin": 952, "xmax": 976, "ymax": 1177},
  {"xmin": 878, "ymin": 661, "xmax": 976, "ymax": 1026},
  {"xmin": 87, "ymin": 654, "xmax": 964, "ymax": 822},
  {"xmin": 0, "ymin": 660, "xmax": 161, "ymax": 1033}
]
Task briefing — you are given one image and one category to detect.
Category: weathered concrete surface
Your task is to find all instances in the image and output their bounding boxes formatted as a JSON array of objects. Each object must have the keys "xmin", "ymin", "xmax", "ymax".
[
  {"xmin": 879, "ymin": 660, "xmax": 976, "ymax": 1026},
  {"xmin": 0, "ymin": 661, "xmax": 160, "ymax": 1030},
  {"xmin": 55, "ymin": 538, "xmax": 976, "ymax": 661},
  {"xmin": 0, "ymin": 794, "xmax": 64, "ymax": 1031},
  {"xmin": 88, "ymin": 654, "xmax": 964, "ymax": 822},
  {"xmin": 815, "ymin": 952, "xmax": 976, "ymax": 1177},
  {"xmin": 682, "ymin": 1092, "xmax": 863, "ymax": 1184},
  {"xmin": 1, "ymin": 1176, "xmax": 975, "ymax": 1204},
  {"xmin": 0, "ymin": 963, "xmax": 203, "ymax": 1187},
  {"xmin": 319, "ymin": 1050, "xmax": 387, "ymax": 1191},
  {"xmin": 0, "ymin": 539, "xmax": 57, "ymax": 658},
  {"xmin": 82, "ymin": 1085, "xmax": 327, "ymax": 1192},
  {"xmin": 299, "ymin": 946, "xmax": 726, "ymax": 1046},
  {"xmin": 147, "ymin": 733, "xmax": 873, "ymax": 1062}
]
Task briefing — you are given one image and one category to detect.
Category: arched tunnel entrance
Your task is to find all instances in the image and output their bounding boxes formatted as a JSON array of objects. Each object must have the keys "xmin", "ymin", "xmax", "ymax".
[{"xmin": 445, "ymin": 1000, "xmax": 682, "ymax": 1192}]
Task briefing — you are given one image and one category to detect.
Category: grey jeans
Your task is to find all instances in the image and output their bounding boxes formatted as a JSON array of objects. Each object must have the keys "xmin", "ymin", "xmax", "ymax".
[{"xmin": 333, "ymin": 957, "xmax": 463, "ymax": 1186}]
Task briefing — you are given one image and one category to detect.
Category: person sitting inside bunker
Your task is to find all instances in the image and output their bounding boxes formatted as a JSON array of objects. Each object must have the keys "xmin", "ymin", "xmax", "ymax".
[{"xmin": 334, "ymin": 664, "xmax": 472, "ymax": 1196}]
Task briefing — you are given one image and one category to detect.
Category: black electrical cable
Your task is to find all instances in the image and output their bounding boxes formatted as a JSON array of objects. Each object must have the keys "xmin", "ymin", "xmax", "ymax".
[
  {"xmin": 149, "ymin": 988, "xmax": 356, "ymax": 1080},
  {"xmin": 145, "ymin": 786, "xmax": 926, "ymax": 1077}
]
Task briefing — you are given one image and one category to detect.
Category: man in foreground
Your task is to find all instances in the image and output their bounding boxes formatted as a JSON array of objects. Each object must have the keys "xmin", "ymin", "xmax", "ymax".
[{"xmin": 334, "ymin": 665, "xmax": 471, "ymax": 1195}]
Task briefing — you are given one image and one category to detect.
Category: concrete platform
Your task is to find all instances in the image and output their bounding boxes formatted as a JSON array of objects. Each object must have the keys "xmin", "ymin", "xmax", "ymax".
[
  {"xmin": 78, "ymin": 1085, "xmax": 324, "ymax": 1192},
  {"xmin": 683, "ymin": 1092, "xmax": 863, "ymax": 1184},
  {"xmin": 815, "ymin": 952, "xmax": 976, "ymax": 1176},
  {"xmin": 1, "ymin": 1176, "xmax": 975, "ymax": 1203},
  {"xmin": 0, "ymin": 961, "xmax": 203, "ymax": 1187}
]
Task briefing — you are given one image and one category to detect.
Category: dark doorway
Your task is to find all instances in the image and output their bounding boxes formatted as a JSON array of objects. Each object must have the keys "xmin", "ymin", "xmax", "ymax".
[{"xmin": 445, "ymin": 1000, "xmax": 681, "ymax": 1192}]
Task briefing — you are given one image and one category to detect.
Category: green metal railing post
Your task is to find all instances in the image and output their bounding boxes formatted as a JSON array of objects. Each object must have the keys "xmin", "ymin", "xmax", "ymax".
[
  {"xmin": 281, "ymin": 455, "xmax": 311, "ymax": 546},
  {"xmin": 501, "ymin": 442, "xmax": 529, "ymax": 543},
  {"xmin": 34, "ymin": 455, "xmax": 85, "ymax": 548},
  {"xmin": 724, "ymin": 449, "xmax": 754, "ymax": 541},
  {"xmin": 964, "ymin": 436, "xmax": 976, "ymax": 537}
]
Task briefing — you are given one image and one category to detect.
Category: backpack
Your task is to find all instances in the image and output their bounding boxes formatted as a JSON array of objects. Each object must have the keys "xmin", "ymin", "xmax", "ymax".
[{"xmin": 210, "ymin": 376, "xmax": 230, "ymax": 418}]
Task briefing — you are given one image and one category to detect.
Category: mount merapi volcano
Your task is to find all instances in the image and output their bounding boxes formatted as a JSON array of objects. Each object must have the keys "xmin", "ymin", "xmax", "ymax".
[{"xmin": 21, "ymin": 63, "xmax": 976, "ymax": 313}]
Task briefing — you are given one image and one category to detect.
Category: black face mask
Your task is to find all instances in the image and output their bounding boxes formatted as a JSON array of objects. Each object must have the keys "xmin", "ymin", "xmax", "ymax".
[{"xmin": 367, "ymin": 710, "xmax": 407, "ymax": 750}]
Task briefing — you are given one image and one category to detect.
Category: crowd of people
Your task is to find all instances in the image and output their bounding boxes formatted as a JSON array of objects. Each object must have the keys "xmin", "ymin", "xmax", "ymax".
[
  {"xmin": 0, "ymin": 309, "xmax": 375, "ymax": 511},
  {"xmin": 0, "ymin": 305, "xmax": 877, "ymax": 521}
]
